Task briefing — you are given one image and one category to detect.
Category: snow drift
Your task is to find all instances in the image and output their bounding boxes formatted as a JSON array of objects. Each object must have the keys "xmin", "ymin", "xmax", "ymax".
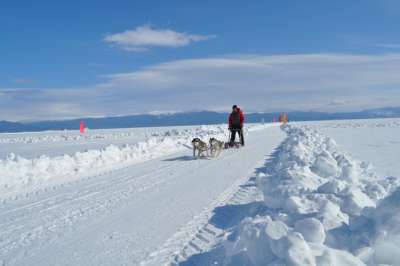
[
  {"xmin": 0, "ymin": 130, "xmax": 139, "ymax": 144},
  {"xmin": 220, "ymin": 125, "xmax": 400, "ymax": 265}
]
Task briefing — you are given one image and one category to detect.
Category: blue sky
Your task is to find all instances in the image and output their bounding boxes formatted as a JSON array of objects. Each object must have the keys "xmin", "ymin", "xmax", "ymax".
[{"xmin": 1, "ymin": 0, "xmax": 400, "ymax": 121}]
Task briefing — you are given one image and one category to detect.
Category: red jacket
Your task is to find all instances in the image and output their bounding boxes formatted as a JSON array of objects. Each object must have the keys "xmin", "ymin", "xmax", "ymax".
[{"xmin": 229, "ymin": 108, "xmax": 244, "ymax": 128}]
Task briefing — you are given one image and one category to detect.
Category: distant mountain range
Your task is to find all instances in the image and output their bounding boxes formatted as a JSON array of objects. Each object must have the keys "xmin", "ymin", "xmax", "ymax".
[{"xmin": 1, "ymin": 107, "xmax": 400, "ymax": 133}]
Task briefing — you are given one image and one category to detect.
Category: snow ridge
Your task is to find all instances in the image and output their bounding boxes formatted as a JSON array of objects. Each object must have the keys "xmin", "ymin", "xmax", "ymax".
[
  {"xmin": 260, "ymin": 125, "xmax": 397, "ymax": 222},
  {"xmin": 0, "ymin": 132, "xmax": 122, "ymax": 144}
]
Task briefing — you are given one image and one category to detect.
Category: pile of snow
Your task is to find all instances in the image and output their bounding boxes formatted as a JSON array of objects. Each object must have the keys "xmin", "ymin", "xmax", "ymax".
[
  {"xmin": 221, "ymin": 125, "xmax": 400, "ymax": 265},
  {"xmin": 0, "ymin": 125, "xmax": 231, "ymax": 199},
  {"xmin": 224, "ymin": 216, "xmax": 365, "ymax": 266},
  {"xmin": 352, "ymin": 187, "xmax": 400, "ymax": 265},
  {"xmin": 260, "ymin": 125, "xmax": 398, "ymax": 219}
]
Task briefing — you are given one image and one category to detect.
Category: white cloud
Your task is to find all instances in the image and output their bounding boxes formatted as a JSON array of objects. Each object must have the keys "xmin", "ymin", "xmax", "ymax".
[
  {"xmin": 97, "ymin": 53, "xmax": 400, "ymax": 111},
  {"xmin": 3, "ymin": 53, "xmax": 400, "ymax": 121},
  {"xmin": 103, "ymin": 25, "xmax": 215, "ymax": 51}
]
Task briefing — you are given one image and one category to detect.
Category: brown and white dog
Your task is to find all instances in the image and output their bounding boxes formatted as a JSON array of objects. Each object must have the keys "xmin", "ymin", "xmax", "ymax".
[
  {"xmin": 192, "ymin": 138, "xmax": 209, "ymax": 158},
  {"xmin": 209, "ymin": 137, "xmax": 224, "ymax": 157}
]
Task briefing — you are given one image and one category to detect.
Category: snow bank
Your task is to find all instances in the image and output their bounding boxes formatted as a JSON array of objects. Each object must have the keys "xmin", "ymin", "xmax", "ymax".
[
  {"xmin": 0, "ymin": 130, "xmax": 140, "ymax": 144},
  {"xmin": 221, "ymin": 125, "xmax": 400, "ymax": 265},
  {"xmin": 0, "ymin": 123, "xmax": 271, "ymax": 145},
  {"xmin": 352, "ymin": 187, "xmax": 400, "ymax": 265},
  {"xmin": 259, "ymin": 125, "xmax": 399, "ymax": 221},
  {"xmin": 0, "ymin": 125, "xmax": 234, "ymax": 199},
  {"xmin": 224, "ymin": 216, "xmax": 365, "ymax": 266}
]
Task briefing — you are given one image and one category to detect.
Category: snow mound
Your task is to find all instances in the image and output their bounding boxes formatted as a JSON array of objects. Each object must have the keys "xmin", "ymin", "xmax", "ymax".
[
  {"xmin": 259, "ymin": 125, "xmax": 397, "ymax": 224},
  {"xmin": 294, "ymin": 218, "xmax": 325, "ymax": 244},
  {"xmin": 220, "ymin": 125, "xmax": 400, "ymax": 265},
  {"xmin": 224, "ymin": 216, "xmax": 364, "ymax": 266},
  {"xmin": 353, "ymin": 187, "xmax": 400, "ymax": 265}
]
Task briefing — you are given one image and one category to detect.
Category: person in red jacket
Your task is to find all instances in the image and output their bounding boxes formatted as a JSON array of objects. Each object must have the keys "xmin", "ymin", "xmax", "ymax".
[{"xmin": 228, "ymin": 105, "xmax": 245, "ymax": 146}]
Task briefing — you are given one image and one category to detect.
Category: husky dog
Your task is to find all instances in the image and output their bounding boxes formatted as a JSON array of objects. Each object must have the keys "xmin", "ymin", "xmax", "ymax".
[
  {"xmin": 192, "ymin": 138, "xmax": 209, "ymax": 158},
  {"xmin": 209, "ymin": 137, "xmax": 225, "ymax": 157}
]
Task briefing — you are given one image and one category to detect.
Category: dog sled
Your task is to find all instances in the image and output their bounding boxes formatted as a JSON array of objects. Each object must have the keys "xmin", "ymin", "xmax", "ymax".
[
  {"xmin": 224, "ymin": 141, "xmax": 241, "ymax": 149},
  {"xmin": 224, "ymin": 129, "xmax": 244, "ymax": 149},
  {"xmin": 192, "ymin": 137, "xmax": 224, "ymax": 158},
  {"xmin": 191, "ymin": 129, "xmax": 244, "ymax": 158}
]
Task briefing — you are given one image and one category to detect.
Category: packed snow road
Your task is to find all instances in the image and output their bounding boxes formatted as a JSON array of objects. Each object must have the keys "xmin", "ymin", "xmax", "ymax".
[{"xmin": 0, "ymin": 125, "xmax": 284, "ymax": 265}]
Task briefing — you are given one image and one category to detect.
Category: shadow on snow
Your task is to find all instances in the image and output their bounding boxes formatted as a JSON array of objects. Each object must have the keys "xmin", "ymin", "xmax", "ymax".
[{"xmin": 163, "ymin": 155, "xmax": 211, "ymax": 162}]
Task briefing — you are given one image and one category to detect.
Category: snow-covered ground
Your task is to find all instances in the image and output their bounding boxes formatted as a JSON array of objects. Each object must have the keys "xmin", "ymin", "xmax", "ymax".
[{"xmin": 0, "ymin": 119, "xmax": 399, "ymax": 265}]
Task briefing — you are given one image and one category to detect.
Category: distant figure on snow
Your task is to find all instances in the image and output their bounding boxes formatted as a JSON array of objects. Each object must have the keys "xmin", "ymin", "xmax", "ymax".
[
  {"xmin": 228, "ymin": 105, "xmax": 245, "ymax": 146},
  {"xmin": 279, "ymin": 113, "xmax": 288, "ymax": 124}
]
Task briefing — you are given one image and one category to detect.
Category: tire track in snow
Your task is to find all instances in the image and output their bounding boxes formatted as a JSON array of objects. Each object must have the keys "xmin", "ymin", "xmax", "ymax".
[
  {"xmin": 7, "ymin": 148, "xmax": 244, "ymax": 265},
  {"xmin": 170, "ymin": 175, "xmax": 264, "ymax": 265},
  {"xmin": 0, "ymin": 161, "xmax": 175, "ymax": 219},
  {"xmin": 0, "ymin": 159, "xmax": 182, "ymax": 259}
]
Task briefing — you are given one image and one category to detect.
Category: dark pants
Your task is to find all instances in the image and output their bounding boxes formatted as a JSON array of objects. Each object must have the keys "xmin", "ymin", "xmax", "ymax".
[{"xmin": 230, "ymin": 127, "xmax": 244, "ymax": 146}]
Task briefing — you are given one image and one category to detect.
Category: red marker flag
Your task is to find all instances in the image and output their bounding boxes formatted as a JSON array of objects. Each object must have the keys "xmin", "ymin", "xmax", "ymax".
[{"xmin": 80, "ymin": 120, "xmax": 85, "ymax": 134}]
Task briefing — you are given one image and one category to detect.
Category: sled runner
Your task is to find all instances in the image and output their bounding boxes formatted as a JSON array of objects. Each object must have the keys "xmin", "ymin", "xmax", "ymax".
[
  {"xmin": 224, "ymin": 129, "xmax": 244, "ymax": 149},
  {"xmin": 224, "ymin": 141, "xmax": 241, "ymax": 149}
]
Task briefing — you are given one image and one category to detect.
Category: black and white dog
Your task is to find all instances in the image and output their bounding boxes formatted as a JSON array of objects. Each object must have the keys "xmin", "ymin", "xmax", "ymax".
[
  {"xmin": 191, "ymin": 138, "xmax": 209, "ymax": 158},
  {"xmin": 209, "ymin": 137, "xmax": 224, "ymax": 157}
]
